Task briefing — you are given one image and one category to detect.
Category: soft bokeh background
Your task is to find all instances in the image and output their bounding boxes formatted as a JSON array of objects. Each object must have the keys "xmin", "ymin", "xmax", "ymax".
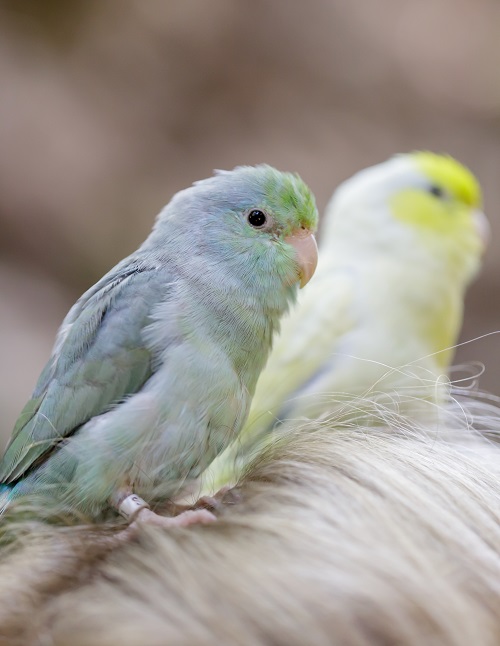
[{"xmin": 1, "ymin": 0, "xmax": 499, "ymax": 444}]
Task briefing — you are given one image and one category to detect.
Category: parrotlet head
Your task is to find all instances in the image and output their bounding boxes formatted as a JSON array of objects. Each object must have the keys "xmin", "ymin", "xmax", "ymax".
[
  {"xmin": 324, "ymin": 152, "xmax": 488, "ymax": 284},
  {"xmin": 145, "ymin": 164, "xmax": 318, "ymax": 294}
]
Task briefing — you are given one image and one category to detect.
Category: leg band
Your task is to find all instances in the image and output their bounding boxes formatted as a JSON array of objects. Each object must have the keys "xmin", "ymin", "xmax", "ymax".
[{"xmin": 118, "ymin": 494, "xmax": 150, "ymax": 522}]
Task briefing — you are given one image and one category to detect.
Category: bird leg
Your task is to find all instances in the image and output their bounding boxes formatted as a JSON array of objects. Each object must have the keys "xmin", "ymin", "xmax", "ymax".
[
  {"xmin": 132, "ymin": 506, "xmax": 216, "ymax": 527},
  {"xmin": 110, "ymin": 488, "xmax": 216, "ymax": 528}
]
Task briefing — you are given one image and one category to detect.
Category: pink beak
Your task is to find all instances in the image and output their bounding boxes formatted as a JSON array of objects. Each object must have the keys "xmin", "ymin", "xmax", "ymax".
[{"xmin": 284, "ymin": 229, "xmax": 318, "ymax": 288}]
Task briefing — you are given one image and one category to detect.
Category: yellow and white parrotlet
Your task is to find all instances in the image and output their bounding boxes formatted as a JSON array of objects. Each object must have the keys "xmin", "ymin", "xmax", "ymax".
[{"xmin": 205, "ymin": 152, "xmax": 488, "ymax": 482}]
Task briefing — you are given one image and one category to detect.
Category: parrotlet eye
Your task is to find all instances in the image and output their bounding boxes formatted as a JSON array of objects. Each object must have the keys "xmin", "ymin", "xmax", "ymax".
[
  {"xmin": 429, "ymin": 185, "xmax": 445, "ymax": 198},
  {"xmin": 248, "ymin": 209, "xmax": 267, "ymax": 228}
]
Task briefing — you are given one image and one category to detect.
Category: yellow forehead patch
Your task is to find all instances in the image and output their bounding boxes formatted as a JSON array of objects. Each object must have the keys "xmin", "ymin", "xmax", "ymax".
[{"xmin": 412, "ymin": 152, "xmax": 482, "ymax": 208}]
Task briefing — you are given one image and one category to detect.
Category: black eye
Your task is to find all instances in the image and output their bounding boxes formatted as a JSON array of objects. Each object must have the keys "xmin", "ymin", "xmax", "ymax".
[
  {"xmin": 247, "ymin": 209, "xmax": 267, "ymax": 228},
  {"xmin": 429, "ymin": 185, "xmax": 444, "ymax": 198}
]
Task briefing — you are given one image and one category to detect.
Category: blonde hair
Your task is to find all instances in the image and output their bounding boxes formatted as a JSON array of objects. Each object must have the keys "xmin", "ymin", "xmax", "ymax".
[{"xmin": 2, "ymin": 392, "xmax": 500, "ymax": 645}]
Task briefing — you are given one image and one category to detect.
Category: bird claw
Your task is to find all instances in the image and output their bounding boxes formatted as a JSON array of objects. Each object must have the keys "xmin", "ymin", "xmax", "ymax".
[{"xmin": 191, "ymin": 485, "xmax": 240, "ymax": 511}]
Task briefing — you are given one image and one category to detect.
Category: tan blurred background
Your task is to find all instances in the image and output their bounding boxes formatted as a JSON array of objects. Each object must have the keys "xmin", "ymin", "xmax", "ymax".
[{"xmin": 1, "ymin": 0, "xmax": 499, "ymax": 444}]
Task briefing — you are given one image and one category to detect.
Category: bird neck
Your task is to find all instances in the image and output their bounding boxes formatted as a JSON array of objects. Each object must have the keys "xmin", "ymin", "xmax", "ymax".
[
  {"xmin": 324, "ymin": 241, "xmax": 468, "ymax": 370},
  {"xmin": 182, "ymin": 271, "xmax": 295, "ymax": 395},
  {"xmin": 141, "ymin": 237, "xmax": 297, "ymax": 392}
]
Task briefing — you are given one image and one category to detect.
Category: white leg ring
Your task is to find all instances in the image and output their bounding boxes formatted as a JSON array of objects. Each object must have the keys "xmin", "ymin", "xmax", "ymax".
[{"xmin": 118, "ymin": 494, "xmax": 150, "ymax": 522}]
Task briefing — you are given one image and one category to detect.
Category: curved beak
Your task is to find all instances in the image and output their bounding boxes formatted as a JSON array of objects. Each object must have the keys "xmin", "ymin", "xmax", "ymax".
[
  {"xmin": 284, "ymin": 228, "xmax": 318, "ymax": 288},
  {"xmin": 473, "ymin": 209, "xmax": 490, "ymax": 249}
]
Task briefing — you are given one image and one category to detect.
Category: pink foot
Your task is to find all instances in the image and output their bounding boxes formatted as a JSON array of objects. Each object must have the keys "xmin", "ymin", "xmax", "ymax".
[
  {"xmin": 193, "ymin": 485, "xmax": 240, "ymax": 511},
  {"xmin": 133, "ymin": 507, "xmax": 216, "ymax": 528}
]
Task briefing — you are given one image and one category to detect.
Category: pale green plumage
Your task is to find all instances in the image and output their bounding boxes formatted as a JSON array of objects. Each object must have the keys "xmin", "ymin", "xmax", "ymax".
[
  {"xmin": 0, "ymin": 165, "xmax": 318, "ymax": 519},
  {"xmin": 206, "ymin": 153, "xmax": 487, "ymax": 486}
]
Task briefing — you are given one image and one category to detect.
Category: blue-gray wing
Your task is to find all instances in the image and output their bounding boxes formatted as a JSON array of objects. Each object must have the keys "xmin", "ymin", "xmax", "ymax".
[{"xmin": 0, "ymin": 260, "xmax": 172, "ymax": 483}]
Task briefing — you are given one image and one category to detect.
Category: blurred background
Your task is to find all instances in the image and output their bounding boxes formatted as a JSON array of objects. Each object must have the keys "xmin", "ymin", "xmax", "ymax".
[{"xmin": 1, "ymin": 0, "xmax": 499, "ymax": 443}]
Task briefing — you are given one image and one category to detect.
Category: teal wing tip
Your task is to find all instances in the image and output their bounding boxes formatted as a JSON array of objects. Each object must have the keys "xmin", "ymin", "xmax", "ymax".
[{"xmin": 0, "ymin": 485, "xmax": 11, "ymax": 515}]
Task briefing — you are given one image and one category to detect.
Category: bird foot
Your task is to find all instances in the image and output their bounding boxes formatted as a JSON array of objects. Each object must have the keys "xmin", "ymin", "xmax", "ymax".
[
  {"xmin": 111, "ymin": 489, "xmax": 217, "ymax": 529},
  {"xmin": 191, "ymin": 484, "xmax": 240, "ymax": 511},
  {"xmin": 132, "ymin": 507, "xmax": 216, "ymax": 528}
]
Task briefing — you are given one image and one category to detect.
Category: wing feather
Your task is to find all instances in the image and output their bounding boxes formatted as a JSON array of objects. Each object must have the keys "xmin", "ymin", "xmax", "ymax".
[{"xmin": 0, "ymin": 262, "xmax": 170, "ymax": 483}]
